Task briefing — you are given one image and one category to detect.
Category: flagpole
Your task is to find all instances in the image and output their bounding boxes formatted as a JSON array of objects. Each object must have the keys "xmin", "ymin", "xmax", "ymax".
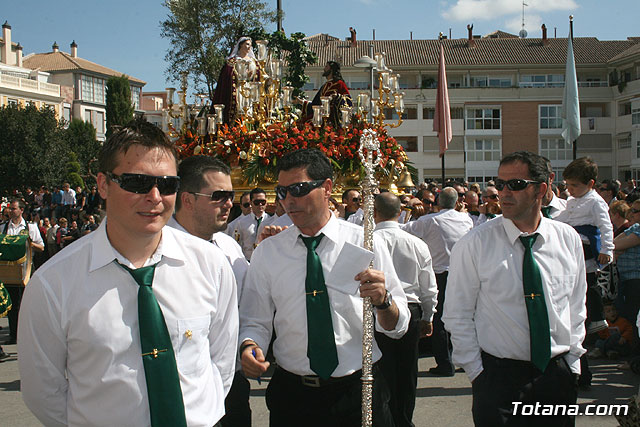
[{"xmin": 570, "ymin": 16, "xmax": 577, "ymax": 159}]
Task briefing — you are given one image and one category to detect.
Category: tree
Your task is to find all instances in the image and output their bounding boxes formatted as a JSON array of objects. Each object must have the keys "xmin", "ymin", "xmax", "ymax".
[
  {"xmin": 0, "ymin": 104, "xmax": 69, "ymax": 195},
  {"xmin": 160, "ymin": 0, "xmax": 277, "ymax": 99},
  {"xmin": 106, "ymin": 75, "xmax": 134, "ymax": 137},
  {"xmin": 65, "ymin": 119, "xmax": 100, "ymax": 177},
  {"xmin": 66, "ymin": 152, "xmax": 85, "ymax": 190}
]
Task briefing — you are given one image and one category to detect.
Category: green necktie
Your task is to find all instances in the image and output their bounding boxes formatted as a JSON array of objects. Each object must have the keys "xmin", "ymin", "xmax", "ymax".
[
  {"xmin": 300, "ymin": 234, "xmax": 339, "ymax": 379},
  {"xmin": 519, "ymin": 235, "xmax": 551, "ymax": 372},
  {"xmin": 256, "ymin": 216, "xmax": 262, "ymax": 229},
  {"xmin": 541, "ymin": 206, "xmax": 553, "ymax": 219},
  {"xmin": 119, "ymin": 262, "xmax": 187, "ymax": 427},
  {"xmin": 486, "ymin": 213, "xmax": 497, "ymax": 219}
]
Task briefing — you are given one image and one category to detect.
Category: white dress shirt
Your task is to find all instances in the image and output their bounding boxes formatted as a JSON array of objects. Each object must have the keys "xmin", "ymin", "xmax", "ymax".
[
  {"xmin": 61, "ymin": 188, "xmax": 76, "ymax": 206},
  {"xmin": 554, "ymin": 189, "xmax": 614, "ymax": 272},
  {"xmin": 544, "ymin": 193, "xmax": 567, "ymax": 218},
  {"xmin": 236, "ymin": 212, "xmax": 270, "ymax": 260},
  {"xmin": 402, "ymin": 208, "xmax": 473, "ymax": 274},
  {"xmin": 18, "ymin": 220, "xmax": 239, "ymax": 427},
  {"xmin": 346, "ymin": 208, "xmax": 364, "ymax": 226},
  {"xmin": 225, "ymin": 213, "xmax": 247, "ymax": 237},
  {"xmin": 167, "ymin": 216, "xmax": 249, "ymax": 303},
  {"xmin": 443, "ymin": 216, "xmax": 587, "ymax": 382},
  {"xmin": 374, "ymin": 221, "xmax": 438, "ymax": 321},
  {"xmin": 240, "ymin": 215, "xmax": 409, "ymax": 377}
]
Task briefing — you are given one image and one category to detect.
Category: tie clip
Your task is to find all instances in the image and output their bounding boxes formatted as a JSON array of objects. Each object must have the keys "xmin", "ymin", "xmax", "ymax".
[
  {"xmin": 142, "ymin": 348, "xmax": 168, "ymax": 358},
  {"xmin": 306, "ymin": 290, "xmax": 324, "ymax": 297},
  {"xmin": 525, "ymin": 293, "xmax": 541, "ymax": 300}
]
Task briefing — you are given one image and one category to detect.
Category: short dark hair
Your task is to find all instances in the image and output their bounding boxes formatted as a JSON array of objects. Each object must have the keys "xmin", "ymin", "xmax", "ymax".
[
  {"xmin": 374, "ymin": 193, "xmax": 401, "ymax": 220},
  {"xmin": 176, "ymin": 156, "xmax": 231, "ymax": 211},
  {"xmin": 499, "ymin": 151, "xmax": 549, "ymax": 184},
  {"xmin": 250, "ymin": 188, "xmax": 266, "ymax": 200},
  {"xmin": 240, "ymin": 191, "xmax": 251, "ymax": 201},
  {"xmin": 98, "ymin": 118, "xmax": 177, "ymax": 173},
  {"xmin": 9, "ymin": 197, "xmax": 25, "ymax": 210},
  {"xmin": 277, "ymin": 148, "xmax": 333, "ymax": 181},
  {"xmin": 562, "ymin": 157, "xmax": 597, "ymax": 184},
  {"xmin": 600, "ymin": 179, "xmax": 620, "ymax": 194}
]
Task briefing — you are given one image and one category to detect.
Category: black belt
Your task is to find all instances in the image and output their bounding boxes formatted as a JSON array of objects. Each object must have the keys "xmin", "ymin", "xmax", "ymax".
[
  {"xmin": 276, "ymin": 365, "xmax": 375, "ymax": 388},
  {"xmin": 481, "ymin": 351, "xmax": 569, "ymax": 370}
]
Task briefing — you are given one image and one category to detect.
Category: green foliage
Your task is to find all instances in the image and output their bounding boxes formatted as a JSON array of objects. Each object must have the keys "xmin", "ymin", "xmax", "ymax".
[
  {"xmin": 160, "ymin": 0, "xmax": 277, "ymax": 99},
  {"xmin": 0, "ymin": 104, "xmax": 69, "ymax": 194},
  {"xmin": 66, "ymin": 152, "xmax": 85, "ymax": 189},
  {"xmin": 66, "ymin": 119, "xmax": 100, "ymax": 175},
  {"xmin": 245, "ymin": 29, "xmax": 317, "ymax": 97},
  {"xmin": 106, "ymin": 75, "xmax": 134, "ymax": 137}
]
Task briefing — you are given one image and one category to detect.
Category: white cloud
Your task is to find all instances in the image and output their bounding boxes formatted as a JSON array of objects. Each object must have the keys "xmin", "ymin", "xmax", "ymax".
[
  {"xmin": 504, "ymin": 13, "xmax": 543, "ymax": 36},
  {"xmin": 442, "ymin": 0, "xmax": 577, "ymax": 21}
]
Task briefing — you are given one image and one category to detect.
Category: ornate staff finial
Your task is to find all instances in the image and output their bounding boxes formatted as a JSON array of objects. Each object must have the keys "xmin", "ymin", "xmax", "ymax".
[{"xmin": 358, "ymin": 127, "xmax": 380, "ymax": 427}]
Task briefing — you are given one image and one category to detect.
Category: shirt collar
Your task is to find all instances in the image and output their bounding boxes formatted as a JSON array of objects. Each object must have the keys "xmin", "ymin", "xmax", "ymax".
[
  {"xmin": 89, "ymin": 218, "xmax": 185, "ymax": 272},
  {"xmin": 374, "ymin": 220, "xmax": 400, "ymax": 231},
  {"xmin": 283, "ymin": 212, "xmax": 338, "ymax": 246},
  {"xmin": 501, "ymin": 214, "xmax": 550, "ymax": 247},
  {"xmin": 547, "ymin": 194, "xmax": 563, "ymax": 210},
  {"xmin": 8, "ymin": 218, "xmax": 26, "ymax": 230}
]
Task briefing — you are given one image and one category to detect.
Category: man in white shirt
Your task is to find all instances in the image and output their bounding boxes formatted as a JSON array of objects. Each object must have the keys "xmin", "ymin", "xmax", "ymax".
[
  {"xmin": 240, "ymin": 148, "xmax": 409, "ymax": 426},
  {"xmin": 256, "ymin": 199, "xmax": 292, "ymax": 240},
  {"xmin": 235, "ymin": 188, "xmax": 270, "ymax": 260},
  {"xmin": 373, "ymin": 191, "xmax": 437, "ymax": 426},
  {"xmin": 60, "ymin": 182, "xmax": 76, "ymax": 219},
  {"xmin": 443, "ymin": 151, "xmax": 586, "ymax": 426},
  {"xmin": 342, "ymin": 188, "xmax": 361, "ymax": 221},
  {"xmin": 403, "ymin": 187, "xmax": 473, "ymax": 376},
  {"xmin": 540, "ymin": 157, "xmax": 567, "ymax": 219},
  {"xmin": 18, "ymin": 121, "xmax": 238, "ymax": 427},
  {"xmin": 168, "ymin": 154, "xmax": 251, "ymax": 427},
  {"xmin": 2, "ymin": 198, "xmax": 45, "ymax": 345},
  {"xmin": 225, "ymin": 191, "xmax": 251, "ymax": 238}
]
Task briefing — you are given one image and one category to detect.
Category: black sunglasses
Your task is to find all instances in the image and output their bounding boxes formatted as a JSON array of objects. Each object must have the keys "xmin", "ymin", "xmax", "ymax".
[
  {"xmin": 242, "ymin": 202, "xmax": 251, "ymax": 208},
  {"xmin": 495, "ymin": 179, "xmax": 541, "ymax": 192},
  {"xmin": 275, "ymin": 180, "xmax": 325, "ymax": 199},
  {"xmin": 457, "ymin": 192, "xmax": 465, "ymax": 198},
  {"xmin": 252, "ymin": 199, "xmax": 267, "ymax": 206},
  {"xmin": 106, "ymin": 172, "xmax": 180, "ymax": 195},
  {"xmin": 631, "ymin": 208, "xmax": 640, "ymax": 214},
  {"xmin": 352, "ymin": 197, "xmax": 361, "ymax": 203},
  {"xmin": 422, "ymin": 199, "xmax": 434, "ymax": 205},
  {"xmin": 190, "ymin": 190, "xmax": 235, "ymax": 203},
  {"xmin": 484, "ymin": 194, "xmax": 499, "ymax": 200}
]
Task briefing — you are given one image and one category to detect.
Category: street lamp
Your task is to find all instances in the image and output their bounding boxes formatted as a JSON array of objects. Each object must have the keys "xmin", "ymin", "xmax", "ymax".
[{"xmin": 354, "ymin": 44, "xmax": 376, "ymax": 116}]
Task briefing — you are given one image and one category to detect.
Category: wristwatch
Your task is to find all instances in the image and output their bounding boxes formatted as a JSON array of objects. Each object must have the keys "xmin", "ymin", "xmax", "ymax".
[{"xmin": 373, "ymin": 290, "xmax": 392, "ymax": 310}]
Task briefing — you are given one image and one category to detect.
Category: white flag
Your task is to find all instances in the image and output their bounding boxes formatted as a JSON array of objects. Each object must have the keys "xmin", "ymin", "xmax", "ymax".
[{"xmin": 561, "ymin": 35, "xmax": 581, "ymax": 145}]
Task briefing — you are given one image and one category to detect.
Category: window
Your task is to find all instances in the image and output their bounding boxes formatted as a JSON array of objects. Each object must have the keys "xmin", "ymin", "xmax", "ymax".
[
  {"xmin": 421, "ymin": 76, "xmax": 437, "ymax": 89},
  {"xmin": 131, "ymin": 86, "xmax": 141, "ymax": 110},
  {"xmin": 423, "ymin": 108, "xmax": 434, "ymax": 119},
  {"xmin": 637, "ymin": 140, "xmax": 640, "ymax": 159},
  {"xmin": 451, "ymin": 107, "xmax": 464, "ymax": 119},
  {"xmin": 7, "ymin": 98, "xmax": 18, "ymax": 106},
  {"xmin": 383, "ymin": 106, "xmax": 416, "ymax": 120},
  {"xmin": 465, "ymin": 139, "xmax": 501, "ymax": 161},
  {"xmin": 633, "ymin": 108, "xmax": 640, "ymax": 125},
  {"xmin": 81, "ymin": 75, "xmax": 106, "ymax": 104},
  {"xmin": 63, "ymin": 105, "xmax": 71, "ymax": 122},
  {"xmin": 348, "ymin": 80, "xmax": 369, "ymax": 90},
  {"xmin": 424, "ymin": 107, "xmax": 463, "ymax": 119},
  {"xmin": 467, "ymin": 173, "xmax": 497, "ymax": 184},
  {"xmin": 470, "ymin": 76, "xmax": 511, "ymax": 88},
  {"xmin": 540, "ymin": 105, "xmax": 563, "ymax": 129},
  {"xmin": 302, "ymin": 82, "xmax": 315, "ymax": 91},
  {"xmin": 619, "ymin": 102, "xmax": 632, "ymax": 116},
  {"xmin": 395, "ymin": 136, "xmax": 417, "ymax": 152},
  {"xmin": 520, "ymin": 74, "xmax": 564, "ymax": 88},
  {"xmin": 84, "ymin": 109, "xmax": 105, "ymax": 134},
  {"xmin": 540, "ymin": 138, "xmax": 572, "ymax": 161},
  {"xmin": 466, "ymin": 108, "xmax": 501, "ymax": 130}
]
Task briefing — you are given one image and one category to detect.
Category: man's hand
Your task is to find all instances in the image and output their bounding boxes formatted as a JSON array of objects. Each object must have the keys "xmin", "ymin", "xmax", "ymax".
[
  {"xmin": 419, "ymin": 320, "xmax": 433, "ymax": 337},
  {"xmin": 329, "ymin": 198, "xmax": 346, "ymax": 218},
  {"xmin": 257, "ymin": 225, "xmax": 288, "ymax": 243},
  {"xmin": 478, "ymin": 203, "xmax": 487, "ymax": 214},
  {"xmin": 240, "ymin": 342, "xmax": 270, "ymax": 379},
  {"xmin": 598, "ymin": 253, "xmax": 611, "ymax": 265},
  {"xmin": 356, "ymin": 269, "xmax": 387, "ymax": 306}
]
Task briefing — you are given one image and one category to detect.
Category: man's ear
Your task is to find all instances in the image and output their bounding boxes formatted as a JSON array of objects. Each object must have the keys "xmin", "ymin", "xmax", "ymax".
[{"xmin": 537, "ymin": 182, "xmax": 548, "ymax": 200}]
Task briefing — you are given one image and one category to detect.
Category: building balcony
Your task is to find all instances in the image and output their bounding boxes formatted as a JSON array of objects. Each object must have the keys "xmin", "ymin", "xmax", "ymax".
[{"xmin": 0, "ymin": 73, "xmax": 60, "ymax": 97}]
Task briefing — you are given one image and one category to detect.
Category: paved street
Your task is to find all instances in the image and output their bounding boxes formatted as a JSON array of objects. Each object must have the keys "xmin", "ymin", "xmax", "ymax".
[{"xmin": 0, "ymin": 315, "xmax": 636, "ymax": 426}]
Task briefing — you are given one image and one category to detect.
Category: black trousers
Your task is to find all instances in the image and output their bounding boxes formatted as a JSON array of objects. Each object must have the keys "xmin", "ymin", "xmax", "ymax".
[
  {"xmin": 375, "ymin": 303, "xmax": 422, "ymax": 427},
  {"xmin": 433, "ymin": 272, "xmax": 454, "ymax": 373},
  {"xmin": 6, "ymin": 285, "xmax": 23, "ymax": 341},
  {"xmin": 265, "ymin": 365, "xmax": 394, "ymax": 427},
  {"xmin": 472, "ymin": 352, "xmax": 577, "ymax": 427},
  {"xmin": 220, "ymin": 370, "xmax": 251, "ymax": 427}
]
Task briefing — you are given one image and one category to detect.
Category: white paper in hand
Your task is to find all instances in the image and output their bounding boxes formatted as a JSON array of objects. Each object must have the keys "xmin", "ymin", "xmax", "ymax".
[{"xmin": 325, "ymin": 242, "xmax": 374, "ymax": 295}]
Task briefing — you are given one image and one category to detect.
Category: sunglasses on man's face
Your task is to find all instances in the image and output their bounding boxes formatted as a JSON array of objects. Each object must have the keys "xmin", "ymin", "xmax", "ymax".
[
  {"xmin": 242, "ymin": 202, "xmax": 251, "ymax": 208},
  {"xmin": 599, "ymin": 187, "xmax": 611, "ymax": 192},
  {"xmin": 275, "ymin": 180, "xmax": 325, "ymax": 200},
  {"xmin": 105, "ymin": 172, "xmax": 180, "ymax": 195},
  {"xmin": 494, "ymin": 178, "xmax": 541, "ymax": 192},
  {"xmin": 631, "ymin": 208, "xmax": 640, "ymax": 214},
  {"xmin": 422, "ymin": 199, "xmax": 434, "ymax": 205},
  {"xmin": 352, "ymin": 197, "xmax": 361, "ymax": 203},
  {"xmin": 484, "ymin": 194, "xmax": 499, "ymax": 200},
  {"xmin": 190, "ymin": 190, "xmax": 235, "ymax": 203},
  {"xmin": 252, "ymin": 199, "xmax": 267, "ymax": 206}
]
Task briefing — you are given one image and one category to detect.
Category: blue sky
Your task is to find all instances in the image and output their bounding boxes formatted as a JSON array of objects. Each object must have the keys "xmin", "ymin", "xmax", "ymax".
[{"xmin": 3, "ymin": 0, "xmax": 638, "ymax": 95}]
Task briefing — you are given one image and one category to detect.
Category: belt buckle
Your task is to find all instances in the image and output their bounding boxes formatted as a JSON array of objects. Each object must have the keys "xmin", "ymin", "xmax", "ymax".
[{"xmin": 301, "ymin": 375, "xmax": 322, "ymax": 388}]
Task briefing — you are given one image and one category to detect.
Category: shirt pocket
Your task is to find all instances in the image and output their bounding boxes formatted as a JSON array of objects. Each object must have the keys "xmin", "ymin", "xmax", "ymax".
[
  {"xmin": 176, "ymin": 316, "xmax": 211, "ymax": 375},
  {"xmin": 547, "ymin": 275, "xmax": 575, "ymax": 312}
]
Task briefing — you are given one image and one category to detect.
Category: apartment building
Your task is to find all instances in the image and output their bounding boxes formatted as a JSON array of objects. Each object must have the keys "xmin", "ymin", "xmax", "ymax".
[
  {"xmin": 302, "ymin": 27, "xmax": 640, "ymax": 183},
  {"xmin": 0, "ymin": 22, "xmax": 63, "ymax": 117},
  {"xmin": 23, "ymin": 39, "xmax": 146, "ymax": 140}
]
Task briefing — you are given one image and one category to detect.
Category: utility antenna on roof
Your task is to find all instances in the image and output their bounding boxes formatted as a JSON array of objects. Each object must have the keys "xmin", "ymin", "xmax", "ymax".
[{"xmin": 519, "ymin": 1, "xmax": 528, "ymax": 38}]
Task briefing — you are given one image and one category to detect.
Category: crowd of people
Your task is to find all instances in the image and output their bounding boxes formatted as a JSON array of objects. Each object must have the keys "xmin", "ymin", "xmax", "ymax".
[{"xmin": 1, "ymin": 118, "xmax": 640, "ymax": 426}]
